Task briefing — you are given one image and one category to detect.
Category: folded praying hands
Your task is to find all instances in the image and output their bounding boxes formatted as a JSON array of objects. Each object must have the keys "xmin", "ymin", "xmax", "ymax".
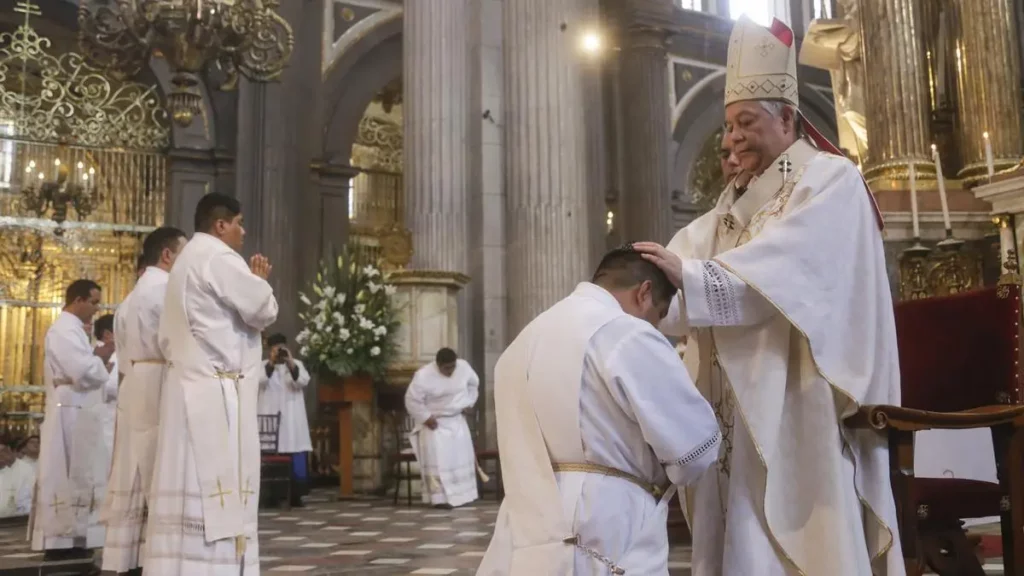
[{"xmin": 249, "ymin": 254, "xmax": 272, "ymax": 280}]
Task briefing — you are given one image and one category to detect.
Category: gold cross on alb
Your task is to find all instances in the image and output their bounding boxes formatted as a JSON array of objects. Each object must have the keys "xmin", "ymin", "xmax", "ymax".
[
  {"xmin": 240, "ymin": 479, "xmax": 256, "ymax": 506},
  {"xmin": 778, "ymin": 155, "xmax": 792, "ymax": 181},
  {"xmin": 209, "ymin": 479, "xmax": 233, "ymax": 508},
  {"xmin": 49, "ymin": 494, "xmax": 65, "ymax": 510}
]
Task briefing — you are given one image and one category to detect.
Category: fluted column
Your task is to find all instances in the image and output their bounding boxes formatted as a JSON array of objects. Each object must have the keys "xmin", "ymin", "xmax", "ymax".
[
  {"xmin": 858, "ymin": 0, "xmax": 934, "ymax": 182},
  {"xmin": 403, "ymin": 0, "xmax": 470, "ymax": 274},
  {"xmin": 505, "ymin": 0, "xmax": 604, "ymax": 335},
  {"xmin": 619, "ymin": 27, "xmax": 673, "ymax": 244},
  {"xmin": 951, "ymin": 0, "xmax": 1024, "ymax": 180}
]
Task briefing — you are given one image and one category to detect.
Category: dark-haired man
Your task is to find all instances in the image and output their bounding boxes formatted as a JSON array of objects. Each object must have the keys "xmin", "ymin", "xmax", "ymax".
[
  {"xmin": 31, "ymin": 279, "xmax": 114, "ymax": 565},
  {"xmin": 405, "ymin": 347, "xmax": 480, "ymax": 508},
  {"xmin": 102, "ymin": 226, "xmax": 186, "ymax": 576},
  {"xmin": 258, "ymin": 333, "xmax": 312, "ymax": 507},
  {"xmin": 147, "ymin": 193, "xmax": 277, "ymax": 573},
  {"xmin": 478, "ymin": 247, "xmax": 721, "ymax": 575}
]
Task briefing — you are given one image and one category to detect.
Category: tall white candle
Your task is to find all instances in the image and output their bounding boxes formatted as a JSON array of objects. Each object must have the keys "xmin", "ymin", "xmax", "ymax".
[
  {"xmin": 984, "ymin": 131, "xmax": 995, "ymax": 178},
  {"xmin": 932, "ymin": 144, "xmax": 952, "ymax": 231},
  {"xmin": 909, "ymin": 163, "xmax": 920, "ymax": 239}
]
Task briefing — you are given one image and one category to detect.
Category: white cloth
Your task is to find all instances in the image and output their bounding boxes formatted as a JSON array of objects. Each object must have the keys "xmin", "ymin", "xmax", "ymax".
[
  {"xmin": 257, "ymin": 359, "xmax": 312, "ymax": 453},
  {"xmin": 478, "ymin": 283, "xmax": 721, "ymax": 575},
  {"xmin": 145, "ymin": 232, "xmax": 277, "ymax": 576},
  {"xmin": 0, "ymin": 460, "xmax": 34, "ymax": 517},
  {"xmin": 102, "ymin": 266, "xmax": 171, "ymax": 572},
  {"xmin": 663, "ymin": 139, "xmax": 903, "ymax": 576},
  {"xmin": 100, "ymin": 351, "xmax": 118, "ymax": 465},
  {"xmin": 404, "ymin": 359, "xmax": 480, "ymax": 507},
  {"xmin": 30, "ymin": 311, "xmax": 110, "ymax": 550}
]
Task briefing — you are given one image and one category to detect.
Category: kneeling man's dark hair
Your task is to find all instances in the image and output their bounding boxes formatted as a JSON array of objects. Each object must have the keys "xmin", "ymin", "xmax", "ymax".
[
  {"xmin": 592, "ymin": 244, "xmax": 676, "ymax": 305},
  {"xmin": 435, "ymin": 347, "xmax": 458, "ymax": 365}
]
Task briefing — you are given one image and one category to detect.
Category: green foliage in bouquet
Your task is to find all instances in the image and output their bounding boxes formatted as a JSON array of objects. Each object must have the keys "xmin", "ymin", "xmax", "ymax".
[{"xmin": 297, "ymin": 244, "xmax": 401, "ymax": 379}]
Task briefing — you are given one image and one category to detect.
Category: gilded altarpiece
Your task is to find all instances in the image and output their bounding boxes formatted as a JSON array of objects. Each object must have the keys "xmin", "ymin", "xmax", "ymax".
[{"xmin": 0, "ymin": 5, "xmax": 170, "ymax": 437}]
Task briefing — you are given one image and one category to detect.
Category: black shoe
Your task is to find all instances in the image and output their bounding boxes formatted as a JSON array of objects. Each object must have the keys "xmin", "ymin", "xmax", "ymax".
[{"xmin": 43, "ymin": 548, "xmax": 94, "ymax": 562}]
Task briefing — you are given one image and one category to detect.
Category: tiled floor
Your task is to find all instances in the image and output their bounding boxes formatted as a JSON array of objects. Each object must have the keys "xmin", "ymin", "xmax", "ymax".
[{"xmin": 0, "ymin": 491, "xmax": 1004, "ymax": 575}]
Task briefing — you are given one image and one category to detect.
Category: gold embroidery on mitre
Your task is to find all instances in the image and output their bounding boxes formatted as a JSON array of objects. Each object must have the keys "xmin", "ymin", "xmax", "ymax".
[{"xmin": 725, "ymin": 16, "xmax": 799, "ymax": 108}]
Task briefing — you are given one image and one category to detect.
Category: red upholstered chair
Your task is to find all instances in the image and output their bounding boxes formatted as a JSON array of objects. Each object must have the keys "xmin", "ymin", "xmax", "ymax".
[{"xmin": 848, "ymin": 281, "xmax": 1024, "ymax": 576}]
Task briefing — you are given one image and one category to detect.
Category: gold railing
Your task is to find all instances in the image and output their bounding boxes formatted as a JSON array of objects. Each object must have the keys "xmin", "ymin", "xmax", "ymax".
[{"xmin": 348, "ymin": 169, "xmax": 410, "ymax": 270}]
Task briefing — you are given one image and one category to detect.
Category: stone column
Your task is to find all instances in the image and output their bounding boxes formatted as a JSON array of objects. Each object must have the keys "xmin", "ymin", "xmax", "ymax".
[
  {"xmin": 234, "ymin": 0, "xmax": 324, "ymax": 340},
  {"xmin": 857, "ymin": 0, "xmax": 935, "ymax": 183},
  {"xmin": 166, "ymin": 149, "xmax": 216, "ymax": 233},
  {"xmin": 619, "ymin": 26, "xmax": 673, "ymax": 244},
  {"xmin": 951, "ymin": 0, "xmax": 1024, "ymax": 180},
  {"xmin": 504, "ymin": 0, "xmax": 605, "ymax": 335},
  {"xmin": 403, "ymin": 0, "xmax": 471, "ymax": 274}
]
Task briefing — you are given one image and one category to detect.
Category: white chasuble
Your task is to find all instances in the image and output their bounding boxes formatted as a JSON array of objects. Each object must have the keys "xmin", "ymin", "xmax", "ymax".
[
  {"xmin": 663, "ymin": 139, "xmax": 903, "ymax": 576},
  {"xmin": 31, "ymin": 311, "xmax": 111, "ymax": 550},
  {"xmin": 144, "ymin": 233, "xmax": 278, "ymax": 576},
  {"xmin": 478, "ymin": 283, "xmax": 720, "ymax": 576},
  {"xmin": 257, "ymin": 358, "xmax": 313, "ymax": 453},
  {"xmin": 404, "ymin": 359, "xmax": 480, "ymax": 507},
  {"xmin": 102, "ymin": 266, "xmax": 170, "ymax": 572}
]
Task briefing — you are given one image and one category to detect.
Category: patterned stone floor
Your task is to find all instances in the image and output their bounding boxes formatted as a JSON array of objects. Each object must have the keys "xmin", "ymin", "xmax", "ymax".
[{"xmin": 0, "ymin": 490, "xmax": 1006, "ymax": 575}]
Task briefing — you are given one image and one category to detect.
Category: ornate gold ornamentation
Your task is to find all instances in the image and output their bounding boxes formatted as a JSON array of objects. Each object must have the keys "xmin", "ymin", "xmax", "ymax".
[
  {"xmin": 386, "ymin": 268, "xmax": 471, "ymax": 288},
  {"xmin": 377, "ymin": 223, "xmax": 412, "ymax": 270},
  {"xmin": 352, "ymin": 116, "xmax": 402, "ymax": 172},
  {"xmin": 0, "ymin": 3, "xmax": 171, "ymax": 150},
  {"xmin": 78, "ymin": 0, "xmax": 295, "ymax": 127},
  {"xmin": 20, "ymin": 153, "xmax": 100, "ymax": 233},
  {"xmin": 899, "ymin": 239, "xmax": 985, "ymax": 301},
  {"xmin": 689, "ymin": 126, "xmax": 727, "ymax": 214}
]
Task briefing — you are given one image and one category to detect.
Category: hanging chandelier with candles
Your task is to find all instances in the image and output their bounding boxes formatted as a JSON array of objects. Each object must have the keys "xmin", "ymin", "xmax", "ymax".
[
  {"xmin": 77, "ymin": 0, "xmax": 294, "ymax": 127},
  {"xmin": 19, "ymin": 151, "xmax": 100, "ymax": 236}
]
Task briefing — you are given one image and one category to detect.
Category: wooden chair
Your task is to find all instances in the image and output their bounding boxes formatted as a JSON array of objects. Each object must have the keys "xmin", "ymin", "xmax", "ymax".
[
  {"xmin": 392, "ymin": 412, "xmax": 417, "ymax": 506},
  {"xmin": 258, "ymin": 412, "xmax": 293, "ymax": 510},
  {"xmin": 848, "ymin": 281, "xmax": 1024, "ymax": 576}
]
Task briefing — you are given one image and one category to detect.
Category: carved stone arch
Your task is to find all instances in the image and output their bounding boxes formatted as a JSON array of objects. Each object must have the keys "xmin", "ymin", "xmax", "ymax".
[{"xmin": 321, "ymin": 14, "xmax": 402, "ymax": 164}]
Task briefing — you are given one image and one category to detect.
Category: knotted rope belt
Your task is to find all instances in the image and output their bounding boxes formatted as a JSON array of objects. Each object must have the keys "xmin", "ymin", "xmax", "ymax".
[{"xmin": 131, "ymin": 359, "xmax": 166, "ymax": 366}]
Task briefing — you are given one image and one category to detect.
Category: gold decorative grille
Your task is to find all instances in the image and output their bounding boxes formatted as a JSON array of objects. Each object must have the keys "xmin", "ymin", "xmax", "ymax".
[{"xmin": 0, "ymin": 2, "xmax": 170, "ymax": 436}]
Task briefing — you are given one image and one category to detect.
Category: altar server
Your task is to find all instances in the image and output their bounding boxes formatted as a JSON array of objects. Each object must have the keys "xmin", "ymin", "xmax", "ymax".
[
  {"xmin": 258, "ymin": 333, "xmax": 312, "ymax": 507},
  {"xmin": 0, "ymin": 444, "xmax": 33, "ymax": 517},
  {"xmin": 634, "ymin": 16, "xmax": 903, "ymax": 576},
  {"xmin": 30, "ymin": 279, "xmax": 114, "ymax": 565},
  {"xmin": 477, "ymin": 246, "xmax": 721, "ymax": 575},
  {"xmin": 102, "ymin": 226, "xmax": 186, "ymax": 576},
  {"xmin": 404, "ymin": 348, "xmax": 480, "ymax": 508},
  {"xmin": 145, "ymin": 194, "xmax": 277, "ymax": 575},
  {"xmin": 92, "ymin": 314, "xmax": 118, "ymax": 465}
]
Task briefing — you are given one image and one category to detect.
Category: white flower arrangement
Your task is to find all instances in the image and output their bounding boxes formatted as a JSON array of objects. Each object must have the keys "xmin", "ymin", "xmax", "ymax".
[{"xmin": 297, "ymin": 245, "xmax": 401, "ymax": 378}]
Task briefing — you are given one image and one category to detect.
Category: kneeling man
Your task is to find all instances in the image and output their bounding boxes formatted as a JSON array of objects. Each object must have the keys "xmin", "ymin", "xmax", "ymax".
[{"xmin": 477, "ymin": 246, "xmax": 721, "ymax": 575}]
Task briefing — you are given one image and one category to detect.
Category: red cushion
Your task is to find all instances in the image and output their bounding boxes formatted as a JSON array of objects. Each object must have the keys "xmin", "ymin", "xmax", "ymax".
[
  {"xmin": 895, "ymin": 287, "xmax": 1021, "ymax": 412},
  {"xmin": 261, "ymin": 455, "xmax": 291, "ymax": 464},
  {"xmin": 911, "ymin": 477, "xmax": 1003, "ymax": 521}
]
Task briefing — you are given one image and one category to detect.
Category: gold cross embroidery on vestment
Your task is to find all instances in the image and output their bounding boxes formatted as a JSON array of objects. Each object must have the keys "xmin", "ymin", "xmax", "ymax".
[
  {"xmin": 241, "ymin": 478, "xmax": 256, "ymax": 506},
  {"xmin": 209, "ymin": 478, "xmax": 233, "ymax": 508}
]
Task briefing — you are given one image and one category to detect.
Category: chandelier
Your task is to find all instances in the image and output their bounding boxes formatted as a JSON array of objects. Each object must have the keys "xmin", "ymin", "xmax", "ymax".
[
  {"xmin": 19, "ymin": 148, "xmax": 100, "ymax": 236},
  {"xmin": 78, "ymin": 0, "xmax": 294, "ymax": 127}
]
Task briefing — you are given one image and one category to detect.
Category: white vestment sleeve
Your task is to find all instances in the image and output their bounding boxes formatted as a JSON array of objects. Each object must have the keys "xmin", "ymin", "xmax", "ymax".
[
  {"xmin": 606, "ymin": 325, "xmax": 721, "ymax": 486},
  {"xmin": 205, "ymin": 252, "xmax": 279, "ymax": 330},
  {"xmin": 259, "ymin": 360, "xmax": 271, "ymax": 389},
  {"xmin": 680, "ymin": 259, "xmax": 776, "ymax": 328},
  {"xmin": 289, "ymin": 360, "xmax": 311, "ymax": 390},
  {"xmin": 461, "ymin": 366, "xmax": 480, "ymax": 410},
  {"xmin": 53, "ymin": 328, "xmax": 110, "ymax": 391},
  {"xmin": 404, "ymin": 371, "xmax": 432, "ymax": 425}
]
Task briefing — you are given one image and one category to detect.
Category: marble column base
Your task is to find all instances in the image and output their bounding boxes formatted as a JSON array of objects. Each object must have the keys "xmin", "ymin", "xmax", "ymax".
[{"xmin": 386, "ymin": 270, "xmax": 471, "ymax": 386}]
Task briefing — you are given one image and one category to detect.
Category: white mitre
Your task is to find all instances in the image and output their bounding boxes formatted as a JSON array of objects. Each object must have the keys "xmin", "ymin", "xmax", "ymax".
[{"xmin": 725, "ymin": 16, "xmax": 799, "ymax": 107}]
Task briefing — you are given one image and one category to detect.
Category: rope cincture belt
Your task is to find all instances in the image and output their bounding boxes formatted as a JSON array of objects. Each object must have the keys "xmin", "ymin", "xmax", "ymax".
[
  {"xmin": 551, "ymin": 462, "xmax": 668, "ymax": 499},
  {"xmin": 215, "ymin": 370, "xmax": 243, "ymax": 381},
  {"xmin": 132, "ymin": 359, "xmax": 166, "ymax": 366}
]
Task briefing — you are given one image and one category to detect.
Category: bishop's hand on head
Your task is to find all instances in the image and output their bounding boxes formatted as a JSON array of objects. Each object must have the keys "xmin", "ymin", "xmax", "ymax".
[
  {"xmin": 631, "ymin": 242, "xmax": 684, "ymax": 290},
  {"xmin": 249, "ymin": 254, "xmax": 272, "ymax": 280}
]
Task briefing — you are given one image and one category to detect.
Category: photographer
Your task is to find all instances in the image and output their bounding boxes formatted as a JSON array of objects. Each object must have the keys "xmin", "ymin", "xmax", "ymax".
[{"xmin": 258, "ymin": 333, "xmax": 312, "ymax": 507}]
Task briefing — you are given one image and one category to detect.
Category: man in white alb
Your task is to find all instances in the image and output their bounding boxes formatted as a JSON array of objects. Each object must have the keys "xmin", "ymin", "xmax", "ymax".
[
  {"xmin": 258, "ymin": 333, "xmax": 312, "ymax": 507},
  {"xmin": 31, "ymin": 279, "xmax": 114, "ymax": 569},
  {"xmin": 477, "ymin": 246, "xmax": 721, "ymax": 575},
  {"xmin": 405, "ymin": 347, "xmax": 480, "ymax": 509},
  {"xmin": 0, "ymin": 444, "xmax": 33, "ymax": 518},
  {"xmin": 634, "ymin": 16, "xmax": 903, "ymax": 576},
  {"xmin": 102, "ymin": 226, "xmax": 187, "ymax": 576},
  {"xmin": 145, "ymin": 193, "xmax": 277, "ymax": 575}
]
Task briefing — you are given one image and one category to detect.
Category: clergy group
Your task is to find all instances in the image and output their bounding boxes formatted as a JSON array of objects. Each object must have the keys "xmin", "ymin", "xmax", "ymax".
[{"xmin": 22, "ymin": 14, "xmax": 909, "ymax": 576}]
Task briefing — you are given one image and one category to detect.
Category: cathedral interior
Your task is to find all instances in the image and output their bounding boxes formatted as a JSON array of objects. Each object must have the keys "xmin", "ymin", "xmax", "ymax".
[{"xmin": 0, "ymin": 0, "xmax": 1023, "ymax": 574}]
